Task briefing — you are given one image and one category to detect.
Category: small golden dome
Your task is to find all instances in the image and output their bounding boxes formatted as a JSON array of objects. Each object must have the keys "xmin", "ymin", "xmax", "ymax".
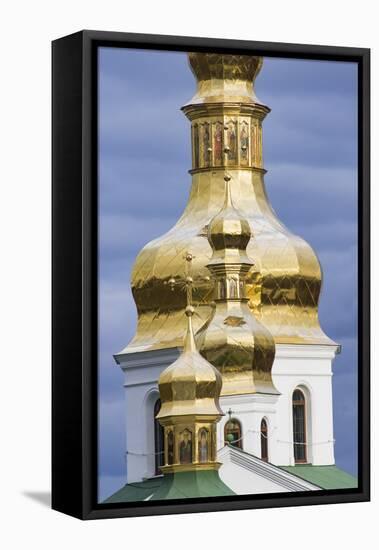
[
  {"xmin": 208, "ymin": 175, "xmax": 251, "ymax": 262},
  {"xmin": 157, "ymin": 306, "xmax": 223, "ymax": 419},
  {"xmin": 196, "ymin": 302, "xmax": 277, "ymax": 395}
]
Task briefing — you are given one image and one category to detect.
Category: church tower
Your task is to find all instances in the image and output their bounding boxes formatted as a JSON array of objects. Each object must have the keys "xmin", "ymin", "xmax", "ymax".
[
  {"xmin": 114, "ymin": 52, "xmax": 340, "ymax": 484},
  {"xmin": 147, "ymin": 286, "xmax": 234, "ymax": 498},
  {"xmin": 196, "ymin": 173, "xmax": 277, "ymax": 397},
  {"xmin": 156, "ymin": 303, "xmax": 223, "ymax": 474}
]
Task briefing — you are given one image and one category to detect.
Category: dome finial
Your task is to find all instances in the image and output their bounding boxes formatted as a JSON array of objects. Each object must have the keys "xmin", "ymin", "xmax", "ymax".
[
  {"xmin": 223, "ymin": 173, "xmax": 233, "ymax": 208},
  {"xmin": 183, "ymin": 252, "xmax": 197, "ymax": 353}
]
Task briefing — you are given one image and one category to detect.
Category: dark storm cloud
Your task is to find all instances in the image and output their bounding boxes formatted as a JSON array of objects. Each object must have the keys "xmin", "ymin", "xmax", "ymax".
[{"xmin": 98, "ymin": 48, "xmax": 358, "ymax": 495}]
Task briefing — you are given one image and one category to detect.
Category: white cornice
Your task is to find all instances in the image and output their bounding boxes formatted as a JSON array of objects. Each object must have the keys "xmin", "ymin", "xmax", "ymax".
[
  {"xmin": 275, "ymin": 343, "xmax": 340, "ymax": 358},
  {"xmin": 115, "ymin": 347, "xmax": 181, "ymax": 370}
]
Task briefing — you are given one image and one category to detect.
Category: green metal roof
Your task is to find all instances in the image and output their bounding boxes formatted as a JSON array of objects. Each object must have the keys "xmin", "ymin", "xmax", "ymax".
[
  {"xmin": 280, "ymin": 465, "xmax": 358, "ymax": 490},
  {"xmin": 103, "ymin": 464, "xmax": 358, "ymax": 503},
  {"xmin": 103, "ymin": 470, "xmax": 235, "ymax": 504},
  {"xmin": 103, "ymin": 478, "xmax": 163, "ymax": 503}
]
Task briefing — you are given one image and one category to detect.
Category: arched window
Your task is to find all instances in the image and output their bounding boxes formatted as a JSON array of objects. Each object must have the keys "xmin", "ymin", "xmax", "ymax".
[
  {"xmin": 224, "ymin": 418, "xmax": 242, "ymax": 449},
  {"xmin": 154, "ymin": 399, "xmax": 164, "ymax": 474},
  {"xmin": 292, "ymin": 389, "xmax": 307, "ymax": 463},
  {"xmin": 260, "ymin": 418, "xmax": 268, "ymax": 462}
]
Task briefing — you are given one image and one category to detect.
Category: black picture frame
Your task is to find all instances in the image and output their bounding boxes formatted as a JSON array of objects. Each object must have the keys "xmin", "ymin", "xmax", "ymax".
[{"xmin": 52, "ymin": 30, "xmax": 370, "ymax": 520}]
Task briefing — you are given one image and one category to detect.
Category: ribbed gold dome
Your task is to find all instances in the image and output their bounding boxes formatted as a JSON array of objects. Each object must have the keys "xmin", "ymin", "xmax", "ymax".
[
  {"xmin": 157, "ymin": 306, "xmax": 223, "ymax": 419},
  {"xmin": 120, "ymin": 53, "xmax": 335, "ymax": 359},
  {"xmin": 207, "ymin": 174, "xmax": 251, "ymax": 262}
]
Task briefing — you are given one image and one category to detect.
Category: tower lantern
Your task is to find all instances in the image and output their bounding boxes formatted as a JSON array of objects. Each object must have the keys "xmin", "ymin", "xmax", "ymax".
[{"xmin": 183, "ymin": 53, "xmax": 268, "ymax": 171}]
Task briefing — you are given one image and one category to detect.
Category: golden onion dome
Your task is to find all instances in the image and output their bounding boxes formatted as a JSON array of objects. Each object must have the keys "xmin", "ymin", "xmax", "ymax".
[
  {"xmin": 157, "ymin": 305, "xmax": 223, "ymax": 419},
  {"xmin": 207, "ymin": 174, "xmax": 251, "ymax": 263},
  {"xmin": 196, "ymin": 303, "xmax": 277, "ymax": 395},
  {"xmin": 120, "ymin": 53, "xmax": 335, "ymax": 359}
]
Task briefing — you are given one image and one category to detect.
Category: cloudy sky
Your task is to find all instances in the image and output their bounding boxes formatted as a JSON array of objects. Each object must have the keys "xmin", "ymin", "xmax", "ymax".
[{"xmin": 98, "ymin": 47, "xmax": 358, "ymax": 501}]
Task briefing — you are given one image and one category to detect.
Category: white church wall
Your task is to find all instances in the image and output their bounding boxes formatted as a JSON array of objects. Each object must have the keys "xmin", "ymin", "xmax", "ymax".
[
  {"xmin": 218, "ymin": 393, "xmax": 278, "ymax": 460},
  {"xmin": 124, "ymin": 383, "xmax": 156, "ymax": 482},
  {"xmin": 271, "ymin": 344, "xmax": 338, "ymax": 466},
  {"xmin": 219, "ymin": 456, "xmax": 291, "ymax": 494},
  {"xmin": 118, "ymin": 342, "xmax": 339, "ymax": 482},
  {"xmin": 118, "ymin": 348, "xmax": 180, "ymax": 482}
]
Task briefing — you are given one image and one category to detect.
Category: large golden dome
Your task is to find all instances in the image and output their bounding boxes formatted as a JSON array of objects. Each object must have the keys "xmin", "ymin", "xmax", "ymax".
[{"xmin": 120, "ymin": 53, "xmax": 334, "ymax": 357}]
